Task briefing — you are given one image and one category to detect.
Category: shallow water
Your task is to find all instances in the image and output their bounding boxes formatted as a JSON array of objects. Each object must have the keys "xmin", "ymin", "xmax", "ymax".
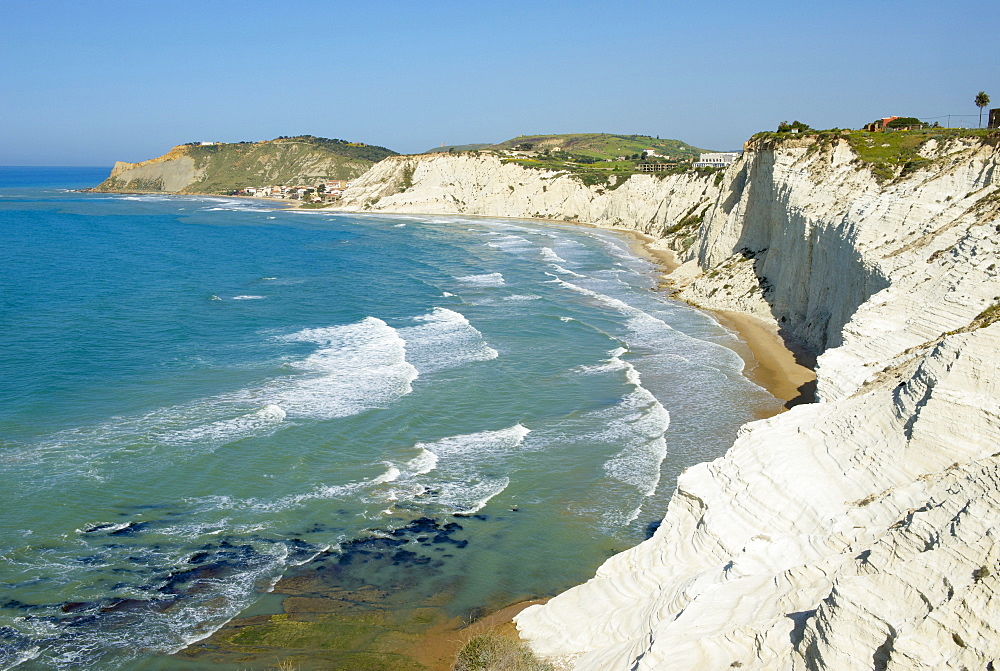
[{"xmin": 0, "ymin": 168, "xmax": 779, "ymax": 669}]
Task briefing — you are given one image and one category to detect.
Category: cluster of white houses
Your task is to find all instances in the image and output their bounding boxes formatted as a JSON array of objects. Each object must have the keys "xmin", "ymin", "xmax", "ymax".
[
  {"xmin": 237, "ymin": 179, "xmax": 353, "ymax": 202},
  {"xmin": 692, "ymin": 152, "xmax": 741, "ymax": 168}
]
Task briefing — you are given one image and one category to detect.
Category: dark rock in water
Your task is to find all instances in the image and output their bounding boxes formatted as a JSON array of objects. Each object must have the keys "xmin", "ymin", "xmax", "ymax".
[
  {"xmin": 336, "ymin": 536, "xmax": 408, "ymax": 566},
  {"xmin": 188, "ymin": 551, "xmax": 211, "ymax": 565},
  {"xmin": 284, "ymin": 538, "xmax": 319, "ymax": 562},
  {"xmin": 83, "ymin": 523, "xmax": 117, "ymax": 533},
  {"xmin": 431, "ymin": 532, "xmax": 467, "ymax": 547},
  {"xmin": 644, "ymin": 519, "xmax": 661, "ymax": 539},
  {"xmin": 392, "ymin": 549, "xmax": 418, "ymax": 565},
  {"xmin": 390, "ymin": 517, "xmax": 438, "ymax": 537},
  {"xmin": 60, "ymin": 602, "xmax": 89, "ymax": 614},
  {"xmin": 442, "ymin": 521, "xmax": 463, "ymax": 532},
  {"xmin": 109, "ymin": 521, "xmax": 151, "ymax": 537},
  {"xmin": 1, "ymin": 600, "xmax": 33, "ymax": 611},
  {"xmin": 99, "ymin": 597, "xmax": 176, "ymax": 615},
  {"xmin": 60, "ymin": 613, "xmax": 99, "ymax": 628}
]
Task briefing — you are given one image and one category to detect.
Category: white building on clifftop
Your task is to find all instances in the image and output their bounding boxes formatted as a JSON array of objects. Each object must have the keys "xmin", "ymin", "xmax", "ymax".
[{"xmin": 693, "ymin": 152, "xmax": 741, "ymax": 167}]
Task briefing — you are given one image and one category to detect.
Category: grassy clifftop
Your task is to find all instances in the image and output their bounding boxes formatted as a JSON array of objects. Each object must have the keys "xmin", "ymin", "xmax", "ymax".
[
  {"xmin": 748, "ymin": 127, "xmax": 999, "ymax": 181},
  {"xmin": 490, "ymin": 133, "xmax": 705, "ymax": 160},
  {"xmin": 93, "ymin": 136, "xmax": 398, "ymax": 194}
]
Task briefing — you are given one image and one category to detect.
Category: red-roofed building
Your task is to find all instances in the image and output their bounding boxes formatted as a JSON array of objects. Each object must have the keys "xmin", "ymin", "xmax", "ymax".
[{"xmin": 864, "ymin": 117, "xmax": 900, "ymax": 132}]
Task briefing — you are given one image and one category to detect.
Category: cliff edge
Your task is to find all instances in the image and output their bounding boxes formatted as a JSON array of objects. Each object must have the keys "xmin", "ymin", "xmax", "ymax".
[{"xmin": 335, "ymin": 133, "xmax": 1000, "ymax": 669}]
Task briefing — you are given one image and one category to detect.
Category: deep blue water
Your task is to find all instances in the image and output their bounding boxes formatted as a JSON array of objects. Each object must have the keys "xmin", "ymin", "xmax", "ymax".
[{"xmin": 0, "ymin": 168, "xmax": 778, "ymax": 669}]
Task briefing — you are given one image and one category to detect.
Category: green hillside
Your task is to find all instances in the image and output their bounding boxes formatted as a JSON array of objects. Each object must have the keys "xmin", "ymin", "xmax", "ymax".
[
  {"xmin": 183, "ymin": 137, "xmax": 397, "ymax": 193},
  {"xmin": 477, "ymin": 133, "xmax": 714, "ymax": 188},
  {"xmin": 490, "ymin": 133, "xmax": 706, "ymax": 160},
  {"xmin": 94, "ymin": 136, "xmax": 398, "ymax": 195}
]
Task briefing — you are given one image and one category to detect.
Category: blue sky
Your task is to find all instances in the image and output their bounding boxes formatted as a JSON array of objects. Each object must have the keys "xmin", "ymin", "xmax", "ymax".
[{"xmin": 2, "ymin": 0, "xmax": 997, "ymax": 165}]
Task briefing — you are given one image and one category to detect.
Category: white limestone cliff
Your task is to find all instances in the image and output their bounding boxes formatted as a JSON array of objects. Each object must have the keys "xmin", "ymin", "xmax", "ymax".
[
  {"xmin": 337, "ymin": 137, "xmax": 1000, "ymax": 669},
  {"xmin": 335, "ymin": 152, "xmax": 723, "ymax": 239}
]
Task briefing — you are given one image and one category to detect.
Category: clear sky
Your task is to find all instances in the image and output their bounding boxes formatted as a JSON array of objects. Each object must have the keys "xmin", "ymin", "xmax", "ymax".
[{"xmin": 3, "ymin": 0, "xmax": 998, "ymax": 165}]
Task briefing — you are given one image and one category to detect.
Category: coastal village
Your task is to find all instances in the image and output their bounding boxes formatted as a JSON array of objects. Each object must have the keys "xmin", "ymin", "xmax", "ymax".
[{"xmin": 236, "ymin": 178, "xmax": 353, "ymax": 203}]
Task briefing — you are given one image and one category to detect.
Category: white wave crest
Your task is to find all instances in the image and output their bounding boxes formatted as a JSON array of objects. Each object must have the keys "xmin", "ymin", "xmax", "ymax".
[
  {"xmin": 553, "ymin": 278, "xmax": 675, "ymax": 340},
  {"xmin": 164, "ymin": 404, "xmax": 286, "ymax": 445},
  {"xmin": 372, "ymin": 465, "xmax": 402, "ymax": 484},
  {"xmin": 549, "ymin": 264, "xmax": 585, "ymax": 277},
  {"xmin": 405, "ymin": 448, "xmax": 439, "ymax": 475},
  {"xmin": 456, "ymin": 272, "xmax": 505, "ymax": 287},
  {"xmin": 268, "ymin": 317, "xmax": 419, "ymax": 419},
  {"xmin": 373, "ymin": 424, "xmax": 529, "ymax": 514},
  {"xmin": 540, "ymin": 247, "xmax": 566, "ymax": 263},
  {"xmin": 596, "ymin": 360, "xmax": 669, "ymax": 496},
  {"xmin": 487, "ymin": 235, "xmax": 533, "ymax": 253},
  {"xmin": 429, "ymin": 477, "xmax": 511, "ymax": 515},
  {"xmin": 398, "ymin": 307, "xmax": 498, "ymax": 374}
]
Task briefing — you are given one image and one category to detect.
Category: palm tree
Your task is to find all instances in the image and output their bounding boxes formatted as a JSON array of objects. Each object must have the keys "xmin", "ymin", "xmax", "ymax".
[{"xmin": 976, "ymin": 91, "xmax": 991, "ymax": 128}]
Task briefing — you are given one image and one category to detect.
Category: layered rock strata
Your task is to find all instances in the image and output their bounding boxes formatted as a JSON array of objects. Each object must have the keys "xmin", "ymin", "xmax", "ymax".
[
  {"xmin": 335, "ymin": 153, "xmax": 724, "ymax": 239},
  {"xmin": 337, "ymin": 137, "xmax": 1000, "ymax": 669}
]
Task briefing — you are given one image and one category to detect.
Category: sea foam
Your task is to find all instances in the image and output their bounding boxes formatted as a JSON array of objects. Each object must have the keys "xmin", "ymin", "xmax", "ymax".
[
  {"xmin": 398, "ymin": 307, "xmax": 498, "ymax": 373},
  {"xmin": 373, "ymin": 425, "xmax": 530, "ymax": 514},
  {"xmin": 269, "ymin": 317, "xmax": 418, "ymax": 419},
  {"xmin": 456, "ymin": 272, "xmax": 506, "ymax": 287}
]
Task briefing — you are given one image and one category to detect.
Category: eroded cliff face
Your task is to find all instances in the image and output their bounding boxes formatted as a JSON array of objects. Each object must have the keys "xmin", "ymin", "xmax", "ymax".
[
  {"xmin": 338, "ymin": 138, "xmax": 1000, "ymax": 669},
  {"xmin": 513, "ymin": 138, "xmax": 1000, "ymax": 670},
  {"xmin": 98, "ymin": 145, "xmax": 205, "ymax": 193},
  {"xmin": 335, "ymin": 153, "xmax": 722, "ymax": 239}
]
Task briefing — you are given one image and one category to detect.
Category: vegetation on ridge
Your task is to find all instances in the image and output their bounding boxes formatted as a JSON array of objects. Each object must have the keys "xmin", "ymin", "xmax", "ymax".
[
  {"xmin": 426, "ymin": 132, "xmax": 718, "ymax": 190},
  {"xmin": 490, "ymin": 133, "xmax": 705, "ymax": 161},
  {"xmin": 94, "ymin": 136, "xmax": 398, "ymax": 195},
  {"xmin": 750, "ymin": 127, "xmax": 999, "ymax": 182}
]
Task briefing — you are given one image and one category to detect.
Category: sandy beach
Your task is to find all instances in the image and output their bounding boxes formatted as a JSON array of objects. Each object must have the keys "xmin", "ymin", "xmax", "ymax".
[{"xmin": 619, "ymin": 228, "xmax": 816, "ymax": 414}]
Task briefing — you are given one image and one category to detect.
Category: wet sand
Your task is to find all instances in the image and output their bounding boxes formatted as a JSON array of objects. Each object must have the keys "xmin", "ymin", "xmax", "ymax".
[{"xmin": 713, "ymin": 310, "xmax": 816, "ymax": 412}]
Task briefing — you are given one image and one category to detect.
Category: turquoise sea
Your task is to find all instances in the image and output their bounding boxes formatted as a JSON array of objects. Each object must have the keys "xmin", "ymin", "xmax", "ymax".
[{"xmin": 0, "ymin": 167, "xmax": 779, "ymax": 669}]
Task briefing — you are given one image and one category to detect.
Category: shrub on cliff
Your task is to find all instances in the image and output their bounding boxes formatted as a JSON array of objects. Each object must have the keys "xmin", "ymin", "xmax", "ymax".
[
  {"xmin": 776, "ymin": 120, "xmax": 813, "ymax": 133},
  {"xmin": 453, "ymin": 633, "xmax": 553, "ymax": 671}
]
